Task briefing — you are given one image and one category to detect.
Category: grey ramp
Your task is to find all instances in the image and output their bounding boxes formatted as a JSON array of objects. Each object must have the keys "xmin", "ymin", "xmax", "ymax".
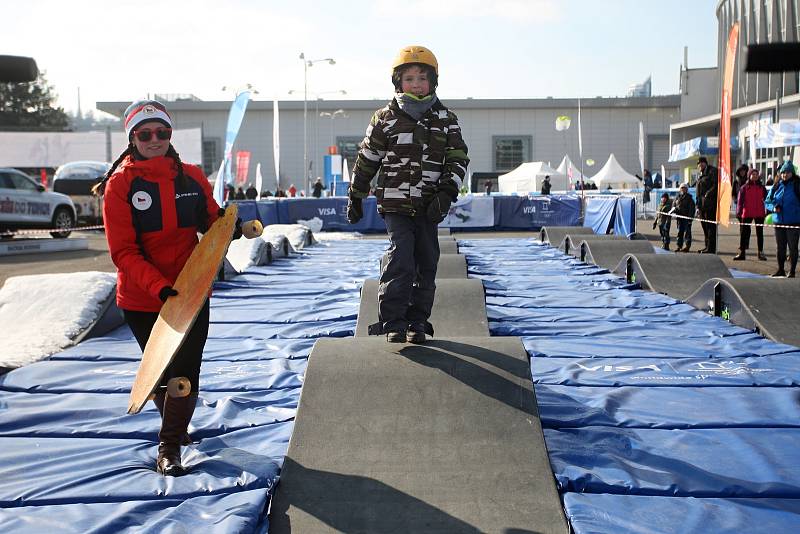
[
  {"xmin": 559, "ymin": 233, "xmax": 626, "ymax": 255},
  {"xmin": 380, "ymin": 253, "xmax": 467, "ymax": 279},
  {"xmin": 355, "ymin": 278, "xmax": 489, "ymax": 337},
  {"xmin": 614, "ymin": 253, "xmax": 731, "ymax": 301},
  {"xmin": 438, "ymin": 227, "xmax": 451, "ymax": 235},
  {"xmin": 439, "ymin": 237, "xmax": 458, "ymax": 254},
  {"xmin": 540, "ymin": 225, "xmax": 593, "ymax": 245},
  {"xmin": 579, "ymin": 239, "xmax": 656, "ymax": 270},
  {"xmin": 686, "ymin": 277, "xmax": 800, "ymax": 347},
  {"xmin": 269, "ymin": 337, "xmax": 569, "ymax": 534}
]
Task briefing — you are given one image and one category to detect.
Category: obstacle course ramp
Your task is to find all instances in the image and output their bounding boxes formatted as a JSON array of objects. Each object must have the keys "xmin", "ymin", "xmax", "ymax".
[
  {"xmin": 686, "ymin": 278, "xmax": 800, "ymax": 347},
  {"xmin": 540, "ymin": 225, "xmax": 593, "ymax": 246},
  {"xmin": 74, "ymin": 290, "xmax": 125, "ymax": 344},
  {"xmin": 614, "ymin": 253, "xmax": 732, "ymax": 301},
  {"xmin": 578, "ymin": 239, "xmax": 656, "ymax": 270},
  {"xmin": 559, "ymin": 234, "xmax": 626, "ymax": 255},
  {"xmin": 356, "ymin": 278, "xmax": 489, "ymax": 337},
  {"xmin": 379, "ymin": 253, "xmax": 467, "ymax": 279},
  {"xmin": 439, "ymin": 237, "xmax": 458, "ymax": 255},
  {"xmin": 269, "ymin": 337, "xmax": 569, "ymax": 534},
  {"xmin": 438, "ymin": 227, "xmax": 451, "ymax": 236}
]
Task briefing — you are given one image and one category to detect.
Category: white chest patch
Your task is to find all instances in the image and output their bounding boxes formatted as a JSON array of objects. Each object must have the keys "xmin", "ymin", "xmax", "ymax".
[{"xmin": 132, "ymin": 191, "xmax": 153, "ymax": 211}]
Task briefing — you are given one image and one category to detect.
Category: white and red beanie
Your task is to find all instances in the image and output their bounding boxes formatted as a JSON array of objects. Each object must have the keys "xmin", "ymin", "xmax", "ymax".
[{"xmin": 124, "ymin": 99, "xmax": 173, "ymax": 139}]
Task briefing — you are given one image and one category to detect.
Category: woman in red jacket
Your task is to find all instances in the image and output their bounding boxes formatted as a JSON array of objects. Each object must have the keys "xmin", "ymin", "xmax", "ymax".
[
  {"xmin": 94, "ymin": 100, "xmax": 221, "ymax": 476},
  {"xmin": 734, "ymin": 168, "xmax": 768, "ymax": 261}
]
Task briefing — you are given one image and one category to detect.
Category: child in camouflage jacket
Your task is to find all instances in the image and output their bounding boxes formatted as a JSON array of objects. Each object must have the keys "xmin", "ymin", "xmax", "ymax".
[{"xmin": 347, "ymin": 45, "xmax": 469, "ymax": 343}]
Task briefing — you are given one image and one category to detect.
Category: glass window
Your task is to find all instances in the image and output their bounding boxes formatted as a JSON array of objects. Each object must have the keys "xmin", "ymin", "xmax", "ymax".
[
  {"xmin": 493, "ymin": 136, "xmax": 532, "ymax": 172},
  {"xmin": 202, "ymin": 138, "xmax": 220, "ymax": 176},
  {"xmin": 336, "ymin": 137, "xmax": 362, "ymax": 168},
  {"xmin": 8, "ymin": 173, "xmax": 37, "ymax": 191}
]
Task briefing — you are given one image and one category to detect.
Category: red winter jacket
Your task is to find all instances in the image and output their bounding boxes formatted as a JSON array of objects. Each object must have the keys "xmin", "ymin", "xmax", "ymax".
[
  {"xmin": 736, "ymin": 180, "xmax": 767, "ymax": 219},
  {"xmin": 103, "ymin": 155, "xmax": 221, "ymax": 312}
]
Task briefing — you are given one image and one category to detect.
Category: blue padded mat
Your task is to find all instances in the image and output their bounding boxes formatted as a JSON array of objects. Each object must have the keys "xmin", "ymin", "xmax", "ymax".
[
  {"xmin": 0, "ymin": 239, "xmax": 386, "ymax": 532},
  {"xmin": 460, "ymin": 237, "xmax": 800, "ymax": 532}
]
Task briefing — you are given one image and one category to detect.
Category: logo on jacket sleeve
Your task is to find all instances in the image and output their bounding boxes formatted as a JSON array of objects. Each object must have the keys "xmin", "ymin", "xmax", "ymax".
[{"xmin": 132, "ymin": 191, "xmax": 153, "ymax": 211}]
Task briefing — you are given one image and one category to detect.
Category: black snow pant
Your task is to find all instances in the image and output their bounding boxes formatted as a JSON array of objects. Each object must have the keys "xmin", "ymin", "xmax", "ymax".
[
  {"xmin": 123, "ymin": 299, "xmax": 209, "ymax": 392},
  {"xmin": 700, "ymin": 212, "xmax": 717, "ymax": 252},
  {"xmin": 775, "ymin": 226, "xmax": 800, "ymax": 275},
  {"xmin": 676, "ymin": 219, "xmax": 692, "ymax": 250},
  {"xmin": 739, "ymin": 217, "xmax": 765, "ymax": 252},
  {"xmin": 378, "ymin": 212, "xmax": 440, "ymax": 333}
]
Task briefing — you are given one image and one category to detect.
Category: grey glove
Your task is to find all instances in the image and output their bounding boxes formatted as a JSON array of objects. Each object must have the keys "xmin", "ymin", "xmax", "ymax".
[{"xmin": 426, "ymin": 192, "xmax": 451, "ymax": 224}]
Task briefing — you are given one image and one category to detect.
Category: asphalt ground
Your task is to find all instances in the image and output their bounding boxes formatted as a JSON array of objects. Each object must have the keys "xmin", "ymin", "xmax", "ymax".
[{"xmin": 0, "ymin": 219, "xmax": 782, "ymax": 289}]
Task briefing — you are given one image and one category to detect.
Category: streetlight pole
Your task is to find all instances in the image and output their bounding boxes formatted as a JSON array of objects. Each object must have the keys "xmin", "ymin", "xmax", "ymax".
[
  {"xmin": 299, "ymin": 53, "xmax": 336, "ymax": 194},
  {"xmin": 289, "ymin": 89, "xmax": 346, "ymax": 186},
  {"xmin": 320, "ymin": 109, "xmax": 347, "ymax": 148}
]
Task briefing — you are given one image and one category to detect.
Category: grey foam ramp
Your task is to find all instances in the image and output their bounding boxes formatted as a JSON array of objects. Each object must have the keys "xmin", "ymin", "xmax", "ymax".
[
  {"xmin": 540, "ymin": 225, "xmax": 593, "ymax": 246},
  {"xmin": 379, "ymin": 253, "xmax": 467, "ymax": 279},
  {"xmin": 686, "ymin": 278, "xmax": 800, "ymax": 347},
  {"xmin": 269, "ymin": 337, "xmax": 569, "ymax": 534},
  {"xmin": 579, "ymin": 239, "xmax": 656, "ymax": 270},
  {"xmin": 614, "ymin": 253, "xmax": 732, "ymax": 301},
  {"xmin": 439, "ymin": 238, "xmax": 458, "ymax": 254},
  {"xmin": 438, "ymin": 227, "xmax": 451, "ymax": 235},
  {"xmin": 559, "ymin": 233, "xmax": 627, "ymax": 255},
  {"xmin": 355, "ymin": 278, "xmax": 488, "ymax": 337}
]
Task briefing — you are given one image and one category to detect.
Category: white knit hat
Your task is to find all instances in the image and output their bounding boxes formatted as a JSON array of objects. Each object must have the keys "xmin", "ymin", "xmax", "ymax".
[{"xmin": 124, "ymin": 99, "xmax": 173, "ymax": 139}]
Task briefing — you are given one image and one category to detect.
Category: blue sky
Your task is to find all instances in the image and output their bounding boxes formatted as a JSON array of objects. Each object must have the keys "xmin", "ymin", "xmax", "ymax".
[{"xmin": 6, "ymin": 0, "xmax": 719, "ymax": 113}]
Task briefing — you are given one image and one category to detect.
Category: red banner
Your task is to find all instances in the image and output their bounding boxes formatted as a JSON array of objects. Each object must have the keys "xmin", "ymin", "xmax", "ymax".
[
  {"xmin": 717, "ymin": 23, "xmax": 739, "ymax": 226},
  {"xmin": 235, "ymin": 150, "xmax": 251, "ymax": 186}
]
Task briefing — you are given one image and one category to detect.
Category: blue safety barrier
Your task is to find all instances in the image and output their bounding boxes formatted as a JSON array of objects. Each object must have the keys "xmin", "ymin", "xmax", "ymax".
[
  {"xmin": 459, "ymin": 237, "xmax": 800, "ymax": 533},
  {"xmin": 0, "ymin": 239, "xmax": 386, "ymax": 532}
]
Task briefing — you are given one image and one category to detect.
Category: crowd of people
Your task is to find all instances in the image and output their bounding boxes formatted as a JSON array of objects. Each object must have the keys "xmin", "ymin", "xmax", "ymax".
[{"xmin": 653, "ymin": 157, "xmax": 799, "ymax": 278}]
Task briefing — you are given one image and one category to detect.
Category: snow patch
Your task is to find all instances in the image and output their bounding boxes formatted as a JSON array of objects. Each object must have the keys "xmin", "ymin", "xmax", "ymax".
[
  {"xmin": 226, "ymin": 237, "xmax": 272, "ymax": 273},
  {"xmin": 0, "ymin": 272, "xmax": 117, "ymax": 368}
]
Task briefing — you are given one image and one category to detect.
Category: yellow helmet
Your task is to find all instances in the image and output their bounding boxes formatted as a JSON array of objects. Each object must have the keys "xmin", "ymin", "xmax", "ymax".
[{"xmin": 392, "ymin": 45, "xmax": 438, "ymax": 74}]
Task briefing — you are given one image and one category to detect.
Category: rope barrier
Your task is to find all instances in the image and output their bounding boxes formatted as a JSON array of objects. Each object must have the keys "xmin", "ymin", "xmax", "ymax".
[
  {"xmin": 658, "ymin": 211, "xmax": 799, "ymax": 230},
  {"xmin": 1, "ymin": 224, "xmax": 105, "ymax": 237}
]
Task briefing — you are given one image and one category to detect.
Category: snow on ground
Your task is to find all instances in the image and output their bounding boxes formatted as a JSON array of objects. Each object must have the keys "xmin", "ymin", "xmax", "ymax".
[
  {"xmin": 0, "ymin": 272, "xmax": 116, "ymax": 368},
  {"xmin": 226, "ymin": 237, "xmax": 271, "ymax": 273},
  {"xmin": 262, "ymin": 224, "xmax": 315, "ymax": 251}
]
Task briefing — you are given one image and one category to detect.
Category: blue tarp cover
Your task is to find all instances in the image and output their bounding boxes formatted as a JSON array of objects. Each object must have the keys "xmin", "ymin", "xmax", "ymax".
[{"xmin": 460, "ymin": 238, "xmax": 800, "ymax": 533}]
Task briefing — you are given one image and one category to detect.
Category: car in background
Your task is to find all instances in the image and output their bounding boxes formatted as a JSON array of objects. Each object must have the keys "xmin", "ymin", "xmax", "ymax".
[
  {"xmin": 0, "ymin": 168, "xmax": 77, "ymax": 238},
  {"xmin": 52, "ymin": 161, "xmax": 110, "ymax": 224}
]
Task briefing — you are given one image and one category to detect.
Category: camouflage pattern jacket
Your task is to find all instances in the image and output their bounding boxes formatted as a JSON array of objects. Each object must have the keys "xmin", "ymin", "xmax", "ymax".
[{"xmin": 349, "ymin": 97, "xmax": 469, "ymax": 215}]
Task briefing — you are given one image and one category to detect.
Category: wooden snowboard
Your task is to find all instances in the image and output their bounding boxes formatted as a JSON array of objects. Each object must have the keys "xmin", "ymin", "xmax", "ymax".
[{"xmin": 127, "ymin": 205, "xmax": 263, "ymax": 414}]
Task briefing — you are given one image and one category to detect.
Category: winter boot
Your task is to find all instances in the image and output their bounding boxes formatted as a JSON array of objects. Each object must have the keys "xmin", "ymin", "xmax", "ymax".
[
  {"xmin": 156, "ymin": 390, "xmax": 198, "ymax": 477},
  {"xmin": 406, "ymin": 323, "xmax": 427, "ymax": 344},
  {"xmin": 386, "ymin": 331, "xmax": 406, "ymax": 343},
  {"xmin": 733, "ymin": 250, "xmax": 746, "ymax": 261},
  {"xmin": 772, "ymin": 268, "xmax": 786, "ymax": 278},
  {"xmin": 152, "ymin": 391, "xmax": 192, "ymax": 445},
  {"xmin": 757, "ymin": 251, "xmax": 767, "ymax": 261}
]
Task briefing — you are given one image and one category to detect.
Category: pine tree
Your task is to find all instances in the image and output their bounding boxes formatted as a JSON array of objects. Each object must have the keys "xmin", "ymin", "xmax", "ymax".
[{"xmin": 0, "ymin": 71, "xmax": 69, "ymax": 131}]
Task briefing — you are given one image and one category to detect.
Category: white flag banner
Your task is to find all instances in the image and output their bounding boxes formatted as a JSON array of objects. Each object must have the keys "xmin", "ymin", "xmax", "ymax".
[
  {"xmin": 638, "ymin": 121, "xmax": 645, "ymax": 176},
  {"xmin": 661, "ymin": 164, "xmax": 666, "ymax": 186},
  {"xmin": 273, "ymin": 99, "xmax": 280, "ymax": 190},
  {"xmin": 342, "ymin": 157, "xmax": 351, "ymax": 183},
  {"xmin": 255, "ymin": 162, "xmax": 263, "ymax": 199},
  {"xmin": 212, "ymin": 159, "xmax": 226, "ymax": 206}
]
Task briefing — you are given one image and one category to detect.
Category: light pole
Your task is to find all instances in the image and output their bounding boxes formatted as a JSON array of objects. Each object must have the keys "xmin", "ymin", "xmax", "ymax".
[
  {"xmin": 319, "ymin": 109, "xmax": 348, "ymax": 148},
  {"xmin": 299, "ymin": 53, "xmax": 336, "ymax": 194},
  {"xmin": 289, "ymin": 89, "xmax": 346, "ymax": 181}
]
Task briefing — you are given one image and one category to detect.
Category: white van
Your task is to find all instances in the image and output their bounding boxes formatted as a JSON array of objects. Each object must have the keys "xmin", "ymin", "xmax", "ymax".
[{"xmin": 52, "ymin": 161, "xmax": 110, "ymax": 224}]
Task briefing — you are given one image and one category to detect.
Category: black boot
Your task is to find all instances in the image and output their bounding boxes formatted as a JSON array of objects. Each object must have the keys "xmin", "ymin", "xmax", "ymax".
[
  {"xmin": 156, "ymin": 392, "xmax": 197, "ymax": 476},
  {"xmin": 733, "ymin": 250, "xmax": 746, "ymax": 261},
  {"xmin": 152, "ymin": 391, "xmax": 192, "ymax": 445},
  {"xmin": 757, "ymin": 251, "xmax": 767, "ymax": 261}
]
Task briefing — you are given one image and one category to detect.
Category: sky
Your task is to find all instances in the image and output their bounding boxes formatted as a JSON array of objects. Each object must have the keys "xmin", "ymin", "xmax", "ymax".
[{"xmin": 6, "ymin": 0, "xmax": 720, "ymax": 116}]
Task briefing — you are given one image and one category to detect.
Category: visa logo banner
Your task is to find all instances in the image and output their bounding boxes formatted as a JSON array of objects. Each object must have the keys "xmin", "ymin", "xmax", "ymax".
[
  {"xmin": 523, "ymin": 206, "xmax": 536, "ymax": 214},
  {"xmin": 318, "ymin": 208, "xmax": 337, "ymax": 216}
]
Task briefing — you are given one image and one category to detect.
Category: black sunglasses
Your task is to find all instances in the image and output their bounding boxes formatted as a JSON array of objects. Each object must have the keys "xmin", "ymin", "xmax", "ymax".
[{"xmin": 134, "ymin": 127, "xmax": 172, "ymax": 142}]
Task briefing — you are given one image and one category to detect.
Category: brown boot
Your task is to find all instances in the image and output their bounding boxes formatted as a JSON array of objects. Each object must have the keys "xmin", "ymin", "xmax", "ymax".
[
  {"xmin": 152, "ymin": 391, "xmax": 193, "ymax": 445},
  {"xmin": 156, "ymin": 392, "xmax": 198, "ymax": 476}
]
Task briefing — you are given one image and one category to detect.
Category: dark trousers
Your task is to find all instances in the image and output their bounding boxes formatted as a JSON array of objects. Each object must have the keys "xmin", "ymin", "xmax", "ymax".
[
  {"xmin": 739, "ymin": 217, "xmax": 764, "ymax": 251},
  {"xmin": 676, "ymin": 218, "xmax": 692, "ymax": 249},
  {"xmin": 775, "ymin": 226, "xmax": 800, "ymax": 274},
  {"xmin": 123, "ymin": 300, "xmax": 209, "ymax": 391},
  {"xmin": 658, "ymin": 221, "xmax": 671, "ymax": 247},
  {"xmin": 700, "ymin": 213, "xmax": 717, "ymax": 252},
  {"xmin": 379, "ymin": 213, "xmax": 440, "ymax": 332}
]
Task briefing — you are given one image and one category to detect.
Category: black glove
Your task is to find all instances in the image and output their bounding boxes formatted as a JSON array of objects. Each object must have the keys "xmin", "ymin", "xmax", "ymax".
[
  {"xmin": 347, "ymin": 197, "xmax": 363, "ymax": 224},
  {"xmin": 158, "ymin": 286, "xmax": 179, "ymax": 302},
  {"xmin": 232, "ymin": 218, "xmax": 243, "ymax": 240},
  {"xmin": 652, "ymin": 221, "xmax": 657, "ymax": 229},
  {"xmin": 218, "ymin": 207, "xmax": 226, "ymax": 217},
  {"xmin": 426, "ymin": 192, "xmax": 451, "ymax": 224}
]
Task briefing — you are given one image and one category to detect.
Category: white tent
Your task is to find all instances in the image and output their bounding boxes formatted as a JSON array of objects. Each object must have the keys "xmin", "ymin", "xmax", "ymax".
[
  {"xmin": 556, "ymin": 155, "xmax": 589, "ymax": 188},
  {"xmin": 497, "ymin": 162, "xmax": 568, "ymax": 193},
  {"xmin": 588, "ymin": 154, "xmax": 642, "ymax": 190}
]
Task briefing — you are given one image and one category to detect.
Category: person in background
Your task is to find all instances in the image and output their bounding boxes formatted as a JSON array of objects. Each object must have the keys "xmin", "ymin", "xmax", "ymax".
[
  {"xmin": 288, "ymin": 184, "xmax": 297, "ymax": 197},
  {"xmin": 225, "ymin": 184, "xmax": 235, "ymax": 202},
  {"xmin": 346, "ymin": 44, "xmax": 468, "ymax": 344},
  {"xmin": 484, "ymin": 180, "xmax": 492, "ymax": 195},
  {"xmin": 312, "ymin": 177, "xmax": 324, "ymax": 198},
  {"xmin": 733, "ymin": 164, "xmax": 749, "ymax": 206},
  {"xmin": 767, "ymin": 160, "xmax": 800, "ymax": 277},
  {"xmin": 695, "ymin": 157, "xmax": 718, "ymax": 253},
  {"xmin": 92, "ymin": 99, "xmax": 225, "ymax": 476},
  {"xmin": 673, "ymin": 182, "xmax": 695, "ymax": 252},
  {"xmin": 652, "ymin": 192, "xmax": 672, "ymax": 250},
  {"xmin": 540, "ymin": 175, "xmax": 551, "ymax": 195},
  {"xmin": 234, "ymin": 187, "xmax": 246, "ymax": 200},
  {"xmin": 245, "ymin": 183, "xmax": 258, "ymax": 200},
  {"xmin": 261, "ymin": 189, "xmax": 273, "ymax": 197},
  {"xmin": 734, "ymin": 168, "xmax": 767, "ymax": 261}
]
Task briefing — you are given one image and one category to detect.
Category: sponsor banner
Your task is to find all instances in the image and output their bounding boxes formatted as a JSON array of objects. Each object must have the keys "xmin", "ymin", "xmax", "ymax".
[
  {"xmin": 717, "ymin": 22, "xmax": 739, "ymax": 227},
  {"xmin": 235, "ymin": 151, "xmax": 251, "ymax": 186},
  {"xmin": 496, "ymin": 195, "xmax": 581, "ymax": 229},
  {"xmin": 441, "ymin": 195, "xmax": 494, "ymax": 228},
  {"xmin": 284, "ymin": 197, "xmax": 385, "ymax": 232}
]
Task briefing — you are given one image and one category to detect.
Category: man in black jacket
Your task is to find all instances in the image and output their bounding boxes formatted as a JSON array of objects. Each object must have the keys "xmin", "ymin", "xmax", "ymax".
[{"xmin": 695, "ymin": 157, "xmax": 718, "ymax": 253}]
